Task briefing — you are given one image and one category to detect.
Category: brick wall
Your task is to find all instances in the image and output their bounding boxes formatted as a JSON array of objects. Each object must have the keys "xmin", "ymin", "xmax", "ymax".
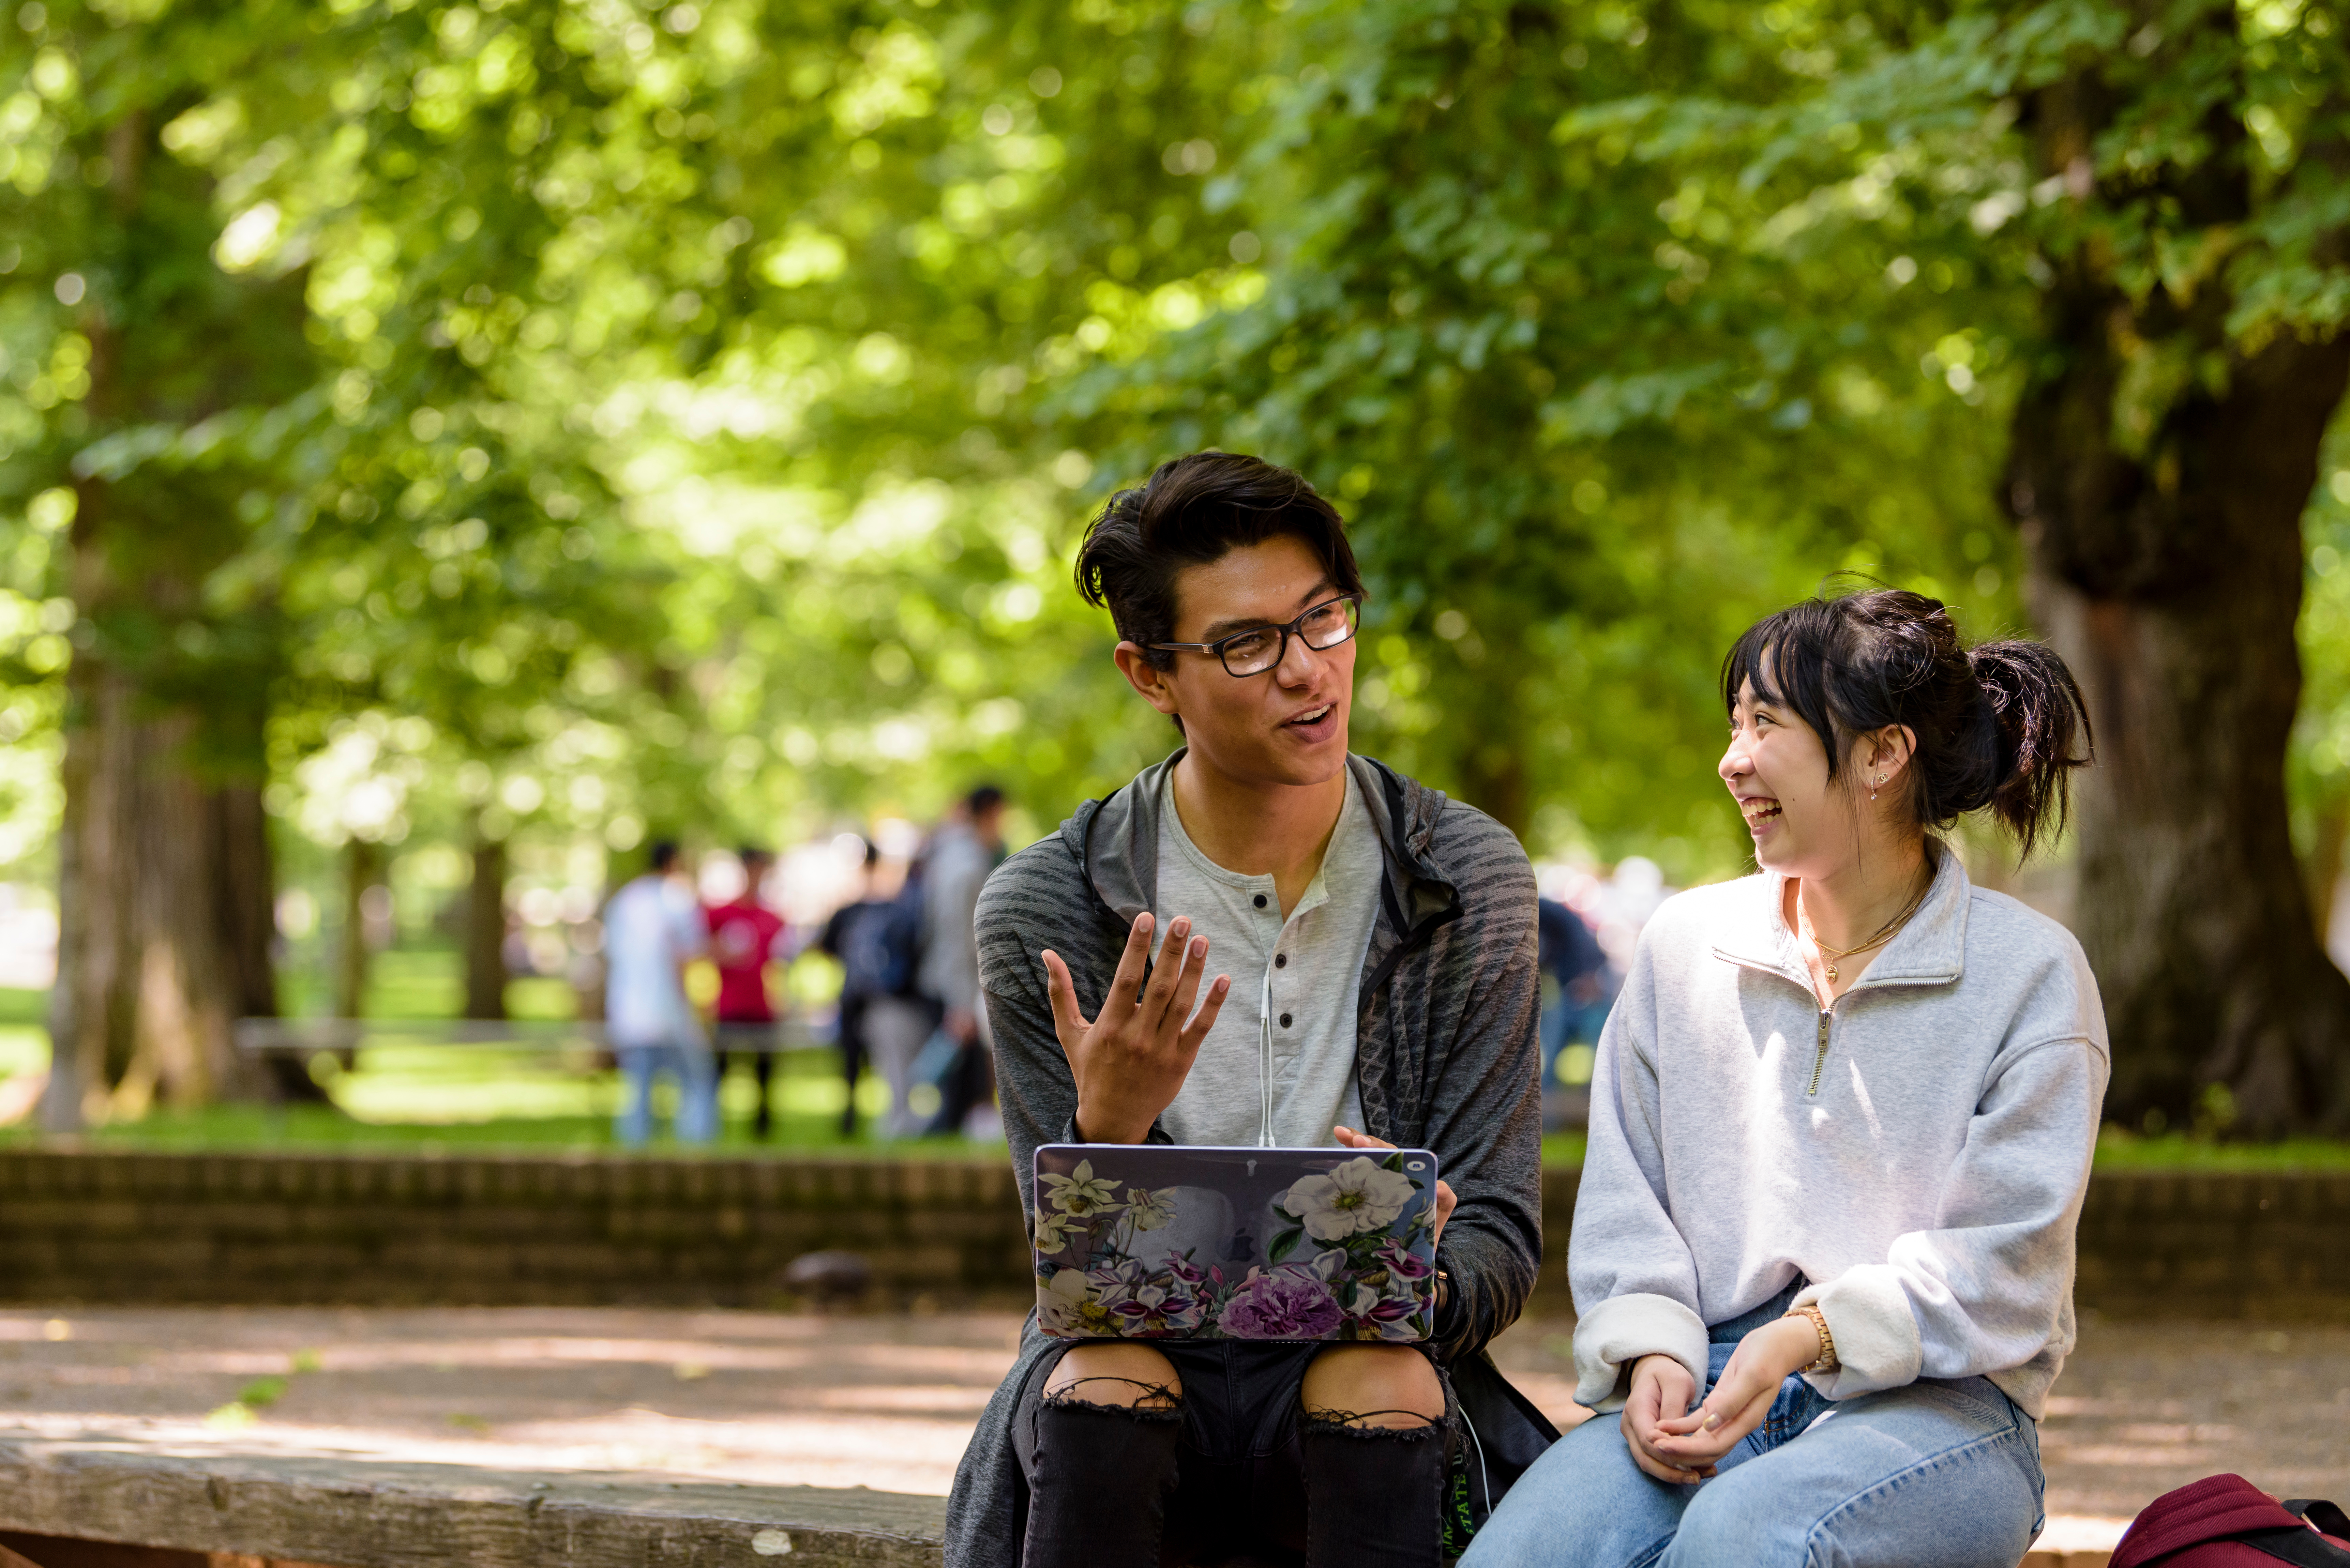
[
  {"xmin": 2, "ymin": 1151, "xmax": 2345, "ymax": 1317},
  {"xmin": 1533, "ymin": 1168, "xmax": 2350, "ymax": 1320},
  {"xmin": 0, "ymin": 1151, "xmax": 1027, "ymax": 1307}
]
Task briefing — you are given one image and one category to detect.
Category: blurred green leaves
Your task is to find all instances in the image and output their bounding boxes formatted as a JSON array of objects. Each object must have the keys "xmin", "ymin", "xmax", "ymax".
[{"xmin": 0, "ymin": 0, "xmax": 2341, "ymax": 903}]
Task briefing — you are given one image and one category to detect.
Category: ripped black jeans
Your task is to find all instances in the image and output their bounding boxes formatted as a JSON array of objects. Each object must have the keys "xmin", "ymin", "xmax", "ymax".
[{"xmin": 1012, "ymin": 1340, "xmax": 1451, "ymax": 1568}]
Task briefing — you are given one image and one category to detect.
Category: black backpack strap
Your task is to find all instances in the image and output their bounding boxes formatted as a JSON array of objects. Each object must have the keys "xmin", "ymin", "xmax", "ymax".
[
  {"xmin": 2243, "ymin": 1523, "xmax": 2350, "ymax": 1567},
  {"xmin": 2286, "ymin": 1503, "xmax": 2350, "ymax": 1540}
]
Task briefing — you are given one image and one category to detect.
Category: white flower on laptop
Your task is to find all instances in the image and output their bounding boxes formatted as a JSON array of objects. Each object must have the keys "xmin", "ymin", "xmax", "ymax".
[
  {"xmin": 1034, "ymin": 1207, "xmax": 1085, "ymax": 1253},
  {"xmin": 1037, "ymin": 1267, "xmax": 1115, "ymax": 1336},
  {"xmin": 1123, "ymin": 1185, "xmax": 1176, "ymax": 1231},
  {"xmin": 1041, "ymin": 1159, "xmax": 1124, "ymax": 1218},
  {"xmin": 1282, "ymin": 1156, "xmax": 1418, "ymax": 1240}
]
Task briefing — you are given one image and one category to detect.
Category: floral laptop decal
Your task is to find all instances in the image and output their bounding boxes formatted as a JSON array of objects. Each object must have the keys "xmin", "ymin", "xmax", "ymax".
[{"xmin": 1030, "ymin": 1144, "xmax": 1441, "ymax": 1342}]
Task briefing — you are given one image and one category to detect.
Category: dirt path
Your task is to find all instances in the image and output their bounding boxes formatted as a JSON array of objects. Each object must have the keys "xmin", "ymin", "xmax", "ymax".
[{"xmin": 2, "ymin": 1306, "xmax": 2343, "ymax": 1555}]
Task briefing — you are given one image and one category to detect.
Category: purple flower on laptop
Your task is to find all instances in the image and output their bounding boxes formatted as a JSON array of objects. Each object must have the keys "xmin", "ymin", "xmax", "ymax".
[
  {"xmin": 1345, "ymin": 1281, "xmax": 1425, "ymax": 1342},
  {"xmin": 1217, "ymin": 1265, "xmax": 1344, "ymax": 1339},
  {"xmin": 1375, "ymin": 1237, "xmax": 1434, "ymax": 1281},
  {"xmin": 1114, "ymin": 1277, "xmax": 1204, "ymax": 1336},
  {"xmin": 1281, "ymin": 1156, "xmax": 1418, "ymax": 1241}
]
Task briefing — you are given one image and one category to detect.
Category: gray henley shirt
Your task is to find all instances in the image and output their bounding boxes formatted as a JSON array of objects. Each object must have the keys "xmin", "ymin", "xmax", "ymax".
[{"xmin": 1153, "ymin": 766, "xmax": 1377, "ymax": 1148}]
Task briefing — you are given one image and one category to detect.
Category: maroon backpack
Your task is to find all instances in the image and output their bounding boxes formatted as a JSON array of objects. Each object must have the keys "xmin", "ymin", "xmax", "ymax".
[{"xmin": 2111, "ymin": 1475, "xmax": 2350, "ymax": 1568}]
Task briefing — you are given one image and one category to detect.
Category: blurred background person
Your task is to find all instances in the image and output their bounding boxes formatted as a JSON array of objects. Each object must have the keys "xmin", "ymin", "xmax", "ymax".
[
  {"xmin": 917, "ymin": 783, "xmax": 1007, "ymax": 1139},
  {"xmin": 1538, "ymin": 894, "xmax": 1611, "ymax": 1069},
  {"xmin": 819, "ymin": 837, "xmax": 932, "ymax": 1139},
  {"xmin": 705, "ymin": 846, "xmax": 788, "ymax": 1141},
  {"xmin": 604, "ymin": 841, "xmax": 716, "ymax": 1147},
  {"xmin": 1537, "ymin": 893, "xmax": 1616, "ymax": 1130}
]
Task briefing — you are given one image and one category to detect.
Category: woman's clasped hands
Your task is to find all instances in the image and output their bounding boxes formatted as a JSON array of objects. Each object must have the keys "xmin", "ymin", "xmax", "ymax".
[{"xmin": 1620, "ymin": 1313, "xmax": 1827, "ymax": 1484}]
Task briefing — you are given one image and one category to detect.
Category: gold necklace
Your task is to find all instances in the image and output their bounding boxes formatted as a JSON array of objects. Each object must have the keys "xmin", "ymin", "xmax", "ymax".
[{"xmin": 1802, "ymin": 865, "xmax": 1933, "ymax": 984}]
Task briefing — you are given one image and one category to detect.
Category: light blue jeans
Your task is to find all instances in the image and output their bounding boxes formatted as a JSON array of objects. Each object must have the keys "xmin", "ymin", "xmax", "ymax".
[
  {"xmin": 614, "ymin": 1038, "xmax": 718, "ymax": 1147},
  {"xmin": 1465, "ymin": 1291, "xmax": 2044, "ymax": 1568}
]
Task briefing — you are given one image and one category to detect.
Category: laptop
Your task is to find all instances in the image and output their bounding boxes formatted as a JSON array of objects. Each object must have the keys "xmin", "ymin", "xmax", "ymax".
[{"xmin": 1030, "ymin": 1143, "xmax": 1441, "ymax": 1342}]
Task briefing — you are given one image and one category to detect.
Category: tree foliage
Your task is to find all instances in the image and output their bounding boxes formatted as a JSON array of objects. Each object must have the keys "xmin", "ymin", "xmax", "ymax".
[{"xmin": 1, "ymin": 0, "xmax": 2347, "ymax": 1123}]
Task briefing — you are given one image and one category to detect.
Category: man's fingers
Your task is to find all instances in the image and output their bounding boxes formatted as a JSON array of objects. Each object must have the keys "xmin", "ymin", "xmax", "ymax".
[
  {"xmin": 1175, "ymin": 971, "xmax": 1232, "ymax": 1061},
  {"xmin": 1160, "ymin": 934, "xmax": 1211, "ymax": 1035},
  {"xmin": 1040, "ymin": 950, "xmax": 1092, "ymax": 1048},
  {"xmin": 1140, "ymin": 918, "xmax": 1194, "ymax": 1025},
  {"xmin": 1103, "ymin": 913, "xmax": 1155, "ymax": 1014}
]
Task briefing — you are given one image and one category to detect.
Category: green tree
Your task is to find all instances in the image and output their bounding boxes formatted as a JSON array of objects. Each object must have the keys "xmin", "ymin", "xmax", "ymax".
[
  {"xmin": 3, "ymin": 0, "xmax": 315, "ymax": 1119},
  {"xmin": 1078, "ymin": 0, "xmax": 2350, "ymax": 1131}
]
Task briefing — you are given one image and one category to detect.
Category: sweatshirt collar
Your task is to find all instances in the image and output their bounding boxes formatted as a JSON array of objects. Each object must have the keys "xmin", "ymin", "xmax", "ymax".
[
  {"xmin": 1063, "ymin": 747, "xmax": 1457, "ymax": 934},
  {"xmin": 1712, "ymin": 839, "xmax": 1969, "ymax": 991}
]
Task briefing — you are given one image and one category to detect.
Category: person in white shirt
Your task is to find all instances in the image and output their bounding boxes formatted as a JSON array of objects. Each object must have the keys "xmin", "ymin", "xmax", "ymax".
[
  {"xmin": 603, "ymin": 841, "xmax": 715, "ymax": 1146},
  {"xmin": 1466, "ymin": 588, "xmax": 2104, "ymax": 1568}
]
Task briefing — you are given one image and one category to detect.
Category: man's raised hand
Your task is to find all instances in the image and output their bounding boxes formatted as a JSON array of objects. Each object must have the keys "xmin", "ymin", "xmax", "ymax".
[{"xmin": 1042, "ymin": 912, "xmax": 1231, "ymax": 1145}]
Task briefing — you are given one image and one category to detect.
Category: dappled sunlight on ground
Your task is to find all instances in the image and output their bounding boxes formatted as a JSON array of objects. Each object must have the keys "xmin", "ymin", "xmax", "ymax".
[{"xmin": 0, "ymin": 1305, "xmax": 2340, "ymax": 1551}]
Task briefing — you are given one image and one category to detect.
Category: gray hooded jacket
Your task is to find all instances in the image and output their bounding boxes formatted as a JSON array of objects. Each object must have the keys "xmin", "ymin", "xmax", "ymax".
[{"xmin": 943, "ymin": 751, "xmax": 1554, "ymax": 1567}]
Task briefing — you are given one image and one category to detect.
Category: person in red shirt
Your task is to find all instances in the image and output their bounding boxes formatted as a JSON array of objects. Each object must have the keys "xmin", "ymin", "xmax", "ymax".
[{"xmin": 705, "ymin": 846, "xmax": 789, "ymax": 1139}]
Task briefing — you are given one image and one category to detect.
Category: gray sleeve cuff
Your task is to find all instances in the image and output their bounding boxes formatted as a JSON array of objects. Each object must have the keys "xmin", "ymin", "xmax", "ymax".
[
  {"xmin": 1570, "ymin": 1292, "xmax": 1708, "ymax": 1412},
  {"xmin": 1793, "ymin": 1265, "xmax": 1923, "ymax": 1399}
]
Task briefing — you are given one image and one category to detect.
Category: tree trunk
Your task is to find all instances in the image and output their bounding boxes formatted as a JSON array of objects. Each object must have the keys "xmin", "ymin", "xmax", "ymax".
[
  {"xmin": 2307, "ymin": 793, "xmax": 2349, "ymax": 953},
  {"xmin": 464, "ymin": 832, "xmax": 509, "ymax": 1021},
  {"xmin": 335, "ymin": 839, "xmax": 383, "ymax": 1021},
  {"xmin": 39, "ymin": 89, "xmax": 309, "ymax": 1119},
  {"xmin": 41, "ymin": 661, "xmax": 137, "ymax": 1130},
  {"xmin": 2005, "ymin": 65, "xmax": 2350, "ymax": 1136},
  {"xmin": 215, "ymin": 775, "xmax": 328, "ymax": 1103}
]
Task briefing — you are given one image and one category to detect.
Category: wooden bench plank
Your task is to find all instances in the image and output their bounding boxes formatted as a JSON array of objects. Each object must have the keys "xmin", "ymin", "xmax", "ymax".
[{"xmin": 0, "ymin": 1436, "xmax": 945, "ymax": 1568}]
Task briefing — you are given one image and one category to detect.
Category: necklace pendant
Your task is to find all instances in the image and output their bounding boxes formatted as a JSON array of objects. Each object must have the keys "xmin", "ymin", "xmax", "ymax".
[{"xmin": 1824, "ymin": 962, "xmax": 1838, "ymax": 982}]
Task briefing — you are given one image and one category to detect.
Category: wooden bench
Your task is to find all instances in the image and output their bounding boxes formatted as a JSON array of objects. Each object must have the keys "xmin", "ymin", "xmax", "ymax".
[
  {"xmin": 0, "ymin": 1427, "xmax": 2121, "ymax": 1568},
  {"xmin": 0, "ymin": 1433, "xmax": 945, "ymax": 1568}
]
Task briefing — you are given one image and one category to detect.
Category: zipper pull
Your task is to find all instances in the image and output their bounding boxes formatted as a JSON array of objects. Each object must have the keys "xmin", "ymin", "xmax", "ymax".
[{"xmin": 1807, "ymin": 1011, "xmax": 1832, "ymax": 1098}]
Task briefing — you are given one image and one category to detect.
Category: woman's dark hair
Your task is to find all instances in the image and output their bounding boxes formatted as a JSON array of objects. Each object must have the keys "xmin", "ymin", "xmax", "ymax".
[
  {"xmin": 1074, "ymin": 451, "xmax": 1364, "ymax": 668},
  {"xmin": 1720, "ymin": 587, "xmax": 2093, "ymax": 858}
]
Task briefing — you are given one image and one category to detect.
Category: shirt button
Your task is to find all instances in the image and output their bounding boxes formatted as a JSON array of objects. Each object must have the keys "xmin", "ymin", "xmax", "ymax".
[
  {"xmin": 1280, "ymin": 1013, "xmax": 1292, "ymax": 1028},
  {"xmin": 1253, "ymin": 894, "xmax": 1267, "ymax": 909},
  {"xmin": 1275, "ymin": 954, "xmax": 1287, "ymax": 968}
]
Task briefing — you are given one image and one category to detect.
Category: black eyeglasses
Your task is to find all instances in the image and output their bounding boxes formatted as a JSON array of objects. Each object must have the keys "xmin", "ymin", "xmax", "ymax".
[{"xmin": 1149, "ymin": 594, "xmax": 1362, "ymax": 676}]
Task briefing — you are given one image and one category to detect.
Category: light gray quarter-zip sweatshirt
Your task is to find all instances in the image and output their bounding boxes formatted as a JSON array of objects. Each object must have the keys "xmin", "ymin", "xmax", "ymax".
[{"xmin": 1570, "ymin": 845, "xmax": 2108, "ymax": 1420}]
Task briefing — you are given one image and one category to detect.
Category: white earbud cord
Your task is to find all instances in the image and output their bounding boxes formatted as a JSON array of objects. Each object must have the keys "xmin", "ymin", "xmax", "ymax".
[{"xmin": 1256, "ymin": 953, "xmax": 1277, "ymax": 1148}]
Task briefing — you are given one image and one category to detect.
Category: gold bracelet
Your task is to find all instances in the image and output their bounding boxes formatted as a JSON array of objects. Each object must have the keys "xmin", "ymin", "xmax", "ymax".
[{"xmin": 1784, "ymin": 1303, "xmax": 1839, "ymax": 1373}]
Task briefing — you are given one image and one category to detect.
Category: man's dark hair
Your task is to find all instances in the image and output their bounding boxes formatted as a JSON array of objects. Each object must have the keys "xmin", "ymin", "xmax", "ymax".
[
  {"xmin": 648, "ymin": 840, "xmax": 680, "ymax": 872},
  {"xmin": 965, "ymin": 783, "xmax": 1006, "ymax": 816},
  {"xmin": 738, "ymin": 845, "xmax": 773, "ymax": 866},
  {"xmin": 1075, "ymin": 452, "xmax": 1364, "ymax": 670}
]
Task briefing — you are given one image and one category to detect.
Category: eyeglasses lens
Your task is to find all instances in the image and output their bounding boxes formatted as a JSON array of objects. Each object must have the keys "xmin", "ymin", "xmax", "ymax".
[
  {"xmin": 1219, "ymin": 600, "xmax": 1357, "ymax": 675},
  {"xmin": 1302, "ymin": 600, "xmax": 1357, "ymax": 649},
  {"xmin": 1221, "ymin": 631, "xmax": 1280, "ymax": 675}
]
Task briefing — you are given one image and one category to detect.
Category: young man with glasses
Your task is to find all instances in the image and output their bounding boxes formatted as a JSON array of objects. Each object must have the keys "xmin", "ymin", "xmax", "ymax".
[{"xmin": 945, "ymin": 452, "xmax": 1553, "ymax": 1568}]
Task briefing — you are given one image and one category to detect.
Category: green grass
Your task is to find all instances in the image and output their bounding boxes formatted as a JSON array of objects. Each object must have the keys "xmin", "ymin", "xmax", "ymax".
[
  {"xmin": 0, "ymin": 1048, "xmax": 1005, "ymax": 1159},
  {"xmin": 7, "ymin": 951, "xmax": 2350, "ymax": 1170},
  {"xmin": 1541, "ymin": 1133, "xmax": 1588, "ymax": 1166},
  {"xmin": 2089, "ymin": 1126, "xmax": 2350, "ymax": 1170}
]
